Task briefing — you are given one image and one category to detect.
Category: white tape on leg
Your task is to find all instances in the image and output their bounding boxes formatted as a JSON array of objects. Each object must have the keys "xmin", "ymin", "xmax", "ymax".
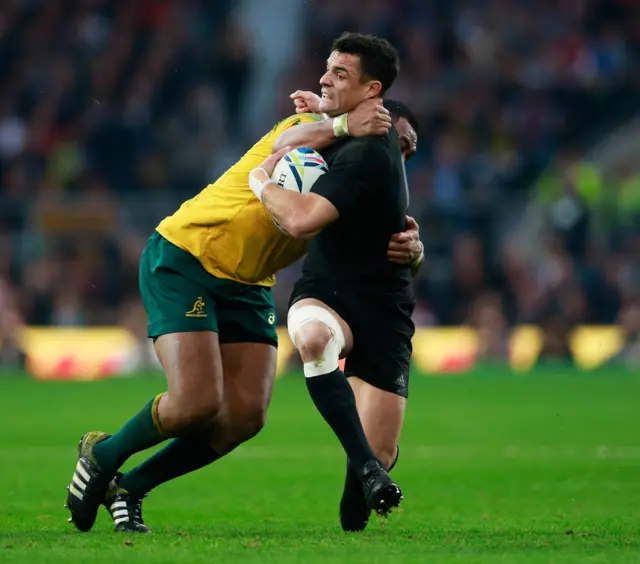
[{"xmin": 287, "ymin": 305, "xmax": 346, "ymax": 378}]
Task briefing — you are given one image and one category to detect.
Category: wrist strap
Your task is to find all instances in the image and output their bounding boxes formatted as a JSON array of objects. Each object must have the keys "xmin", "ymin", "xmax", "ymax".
[
  {"xmin": 249, "ymin": 168, "xmax": 270, "ymax": 202},
  {"xmin": 332, "ymin": 113, "xmax": 350, "ymax": 138}
]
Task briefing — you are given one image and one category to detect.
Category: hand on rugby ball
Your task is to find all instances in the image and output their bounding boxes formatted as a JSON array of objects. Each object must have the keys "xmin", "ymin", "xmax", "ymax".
[
  {"xmin": 387, "ymin": 216, "xmax": 423, "ymax": 264},
  {"xmin": 347, "ymin": 99, "xmax": 392, "ymax": 137},
  {"xmin": 290, "ymin": 90, "xmax": 321, "ymax": 114},
  {"xmin": 259, "ymin": 146, "xmax": 292, "ymax": 177}
]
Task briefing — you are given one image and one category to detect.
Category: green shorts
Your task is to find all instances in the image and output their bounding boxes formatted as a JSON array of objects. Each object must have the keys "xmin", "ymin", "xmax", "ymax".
[{"xmin": 139, "ymin": 231, "xmax": 278, "ymax": 347}]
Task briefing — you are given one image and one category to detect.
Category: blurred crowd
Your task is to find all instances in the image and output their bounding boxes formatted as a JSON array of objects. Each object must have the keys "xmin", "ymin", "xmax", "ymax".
[{"xmin": 0, "ymin": 0, "xmax": 639, "ymax": 368}]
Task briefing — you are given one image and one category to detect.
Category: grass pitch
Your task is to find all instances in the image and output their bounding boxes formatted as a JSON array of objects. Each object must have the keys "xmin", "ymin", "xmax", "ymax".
[{"xmin": 0, "ymin": 368, "xmax": 639, "ymax": 563}]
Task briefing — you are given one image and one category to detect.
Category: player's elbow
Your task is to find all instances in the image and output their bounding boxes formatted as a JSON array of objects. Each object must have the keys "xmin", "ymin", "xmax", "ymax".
[
  {"xmin": 272, "ymin": 133, "xmax": 290, "ymax": 153},
  {"xmin": 285, "ymin": 216, "xmax": 317, "ymax": 239}
]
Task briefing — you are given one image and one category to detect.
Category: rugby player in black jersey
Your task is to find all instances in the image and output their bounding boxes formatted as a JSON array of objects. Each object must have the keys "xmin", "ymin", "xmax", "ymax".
[{"xmin": 250, "ymin": 32, "xmax": 421, "ymax": 525}]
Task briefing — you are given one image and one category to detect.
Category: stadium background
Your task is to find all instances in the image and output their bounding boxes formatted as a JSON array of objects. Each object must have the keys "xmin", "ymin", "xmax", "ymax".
[
  {"xmin": 0, "ymin": 0, "xmax": 639, "ymax": 376},
  {"xmin": 0, "ymin": 1, "xmax": 639, "ymax": 561}
]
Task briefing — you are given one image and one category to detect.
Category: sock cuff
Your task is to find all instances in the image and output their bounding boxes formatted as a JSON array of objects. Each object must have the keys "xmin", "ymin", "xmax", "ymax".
[
  {"xmin": 151, "ymin": 393, "xmax": 166, "ymax": 437},
  {"xmin": 304, "ymin": 367, "xmax": 344, "ymax": 389},
  {"xmin": 388, "ymin": 444, "xmax": 400, "ymax": 472}
]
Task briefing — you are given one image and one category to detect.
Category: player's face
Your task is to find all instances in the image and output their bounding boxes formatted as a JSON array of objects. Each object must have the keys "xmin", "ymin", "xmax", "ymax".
[
  {"xmin": 319, "ymin": 51, "xmax": 381, "ymax": 117},
  {"xmin": 394, "ymin": 117, "xmax": 418, "ymax": 162}
]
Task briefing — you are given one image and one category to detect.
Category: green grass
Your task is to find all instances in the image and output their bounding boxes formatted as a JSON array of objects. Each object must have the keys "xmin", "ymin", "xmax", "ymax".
[{"xmin": 0, "ymin": 369, "xmax": 639, "ymax": 562}]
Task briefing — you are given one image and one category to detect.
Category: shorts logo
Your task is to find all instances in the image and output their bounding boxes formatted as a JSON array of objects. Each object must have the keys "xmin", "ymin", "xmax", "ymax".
[
  {"xmin": 185, "ymin": 297, "xmax": 207, "ymax": 318},
  {"xmin": 268, "ymin": 312, "xmax": 275, "ymax": 325},
  {"xmin": 395, "ymin": 373, "xmax": 406, "ymax": 388}
]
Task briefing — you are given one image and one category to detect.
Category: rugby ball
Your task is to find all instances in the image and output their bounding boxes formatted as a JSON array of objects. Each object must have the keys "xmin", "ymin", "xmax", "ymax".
[{"xmin": 270, "ymin": 147, "xmax": 328, "ymax": 233}]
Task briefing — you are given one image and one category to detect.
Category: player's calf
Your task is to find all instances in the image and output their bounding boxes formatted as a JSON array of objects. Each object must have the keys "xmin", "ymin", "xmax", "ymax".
[
  {"xmin": 207, "ymin": 404, "xmax": 267, "ymax": 455},
  {"xmin": 288, "ymin": 302, "xmax": 403, "ymax": 516},
  {"xmin": 341, "ymin": 378, "xmax": 406, "ymax": 530}
]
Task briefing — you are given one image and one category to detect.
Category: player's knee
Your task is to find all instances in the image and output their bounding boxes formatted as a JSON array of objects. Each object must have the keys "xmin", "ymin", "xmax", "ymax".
[
  {"xmin": 231, "ymin": 405, "xmax": 267, "ymax": 442},
  {"xmin": 288, "ymin": 306, "xmax": 346, "ymax": 377},
  {"xmin": 206, "ymin": 403, "xmax": 267, "ymax": 454},
  {"xmin": 295, "ymin": 321, "xmax": 333, "ymax": 363},
  {"xmin": 172, "ymin": 389, "xmax": 223, "ymax": 429}
]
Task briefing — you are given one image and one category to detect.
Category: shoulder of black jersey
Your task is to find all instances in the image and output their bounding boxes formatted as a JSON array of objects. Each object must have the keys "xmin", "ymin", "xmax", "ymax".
[
  {"xmin": 340, "ymin": 135, "xmax": 390, "ymax": 155},
  {"xmin": 357, "ymin": 135, "xmax": 394, "ymax": 165},
  {"xmin": 334, "ymin": 137, "xmax": 382, "ymax": 167}
]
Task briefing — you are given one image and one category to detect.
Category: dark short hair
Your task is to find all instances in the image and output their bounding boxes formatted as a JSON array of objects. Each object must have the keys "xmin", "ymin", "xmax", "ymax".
[
  {"xmin": 331, "ymin": 32, "xmax": 399, "ymax": 96},
  {"xmin": 383, "ymin": 99, "xmax": 419, "ymax": 135}
]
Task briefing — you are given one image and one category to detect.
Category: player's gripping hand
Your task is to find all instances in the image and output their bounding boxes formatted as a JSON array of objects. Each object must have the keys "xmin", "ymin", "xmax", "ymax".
[
  {"xmin": 249, "ymin": 146, "xmax": 291, "ymax": 201},
  {"xmin": 387, "ymin": 216, "xmax": 424, "ymax": 266},
  {"xmin": 290, "ymin": 90, "xmax": 322, "ymax": 114},
  {"xmin": 347, "ymin": 99, "xmax": 392, "ymax": 137}
]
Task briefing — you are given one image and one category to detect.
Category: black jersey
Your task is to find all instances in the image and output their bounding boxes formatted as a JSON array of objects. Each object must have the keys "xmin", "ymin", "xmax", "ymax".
[{"xmin": 302, "ymin": 129, "xmax": 413, "ymax": 297}]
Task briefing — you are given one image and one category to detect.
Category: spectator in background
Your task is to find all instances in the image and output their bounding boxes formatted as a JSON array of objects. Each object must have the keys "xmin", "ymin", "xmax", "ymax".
[
  {"xmin": 0, "ymin": 0, "xmax": 637, "ymax": 364},
  {"xmin": 536, "ymin": 311, "xmax": 576, "ymax": 367},
  {"xmin": 471, "ymin": 292, "xmax": 510, "ymax": 362},
  {"xmin": 608, "ymin": 300, "xmax": 640, "ymax": 368},
  {"xmin": 0, "ymin": 240, "xmax": 25, "ymax": 368}
]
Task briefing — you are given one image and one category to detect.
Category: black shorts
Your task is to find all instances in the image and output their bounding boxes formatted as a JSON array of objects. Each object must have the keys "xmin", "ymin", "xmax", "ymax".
[{"xmin": 289, "ymin": 275, "xmax": 415, "ymax": 398}]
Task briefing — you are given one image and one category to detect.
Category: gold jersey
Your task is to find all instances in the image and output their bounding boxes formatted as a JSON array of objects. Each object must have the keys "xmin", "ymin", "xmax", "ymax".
[{"xmin": 156, "ymin": 113, "xmax": 324, "ymax": 287}]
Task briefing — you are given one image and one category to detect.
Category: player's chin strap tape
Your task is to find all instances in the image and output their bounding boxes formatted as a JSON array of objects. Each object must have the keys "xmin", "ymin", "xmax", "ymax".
[
  {"xmin": 249, "ymin": 168, "xmax": 271, "ymax": 202},
  {"xmin": 287, "ymin": 305, "xmax": 346, "ymax": 378}
]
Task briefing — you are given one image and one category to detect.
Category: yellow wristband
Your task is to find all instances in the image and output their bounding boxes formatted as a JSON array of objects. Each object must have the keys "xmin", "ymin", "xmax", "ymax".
[{"xmin": 332, "ymin": 113, "xmax": 350, "ymax": 138}]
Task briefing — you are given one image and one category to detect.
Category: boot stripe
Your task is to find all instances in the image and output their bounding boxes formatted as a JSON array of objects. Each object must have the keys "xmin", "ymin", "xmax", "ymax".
[
  {"xmin": 114, "ymin": 516, "xmax": 130, "ymax": 524},
  {"xmin": 72, "ymin": 474, "xmax": 87, "ymax": 491},
  {"xmin": 112, "ymin": 509, "xmax": 129, "ymax": 519},
  {"xmin": 69, "ymin": 483, "xmax": 84, "ymax": 500},
  {"xmin": 75, "ymin": 461, "xmax": 91, "ymax": 482},
  {"xmin": 110, "ymin": 500, "xmax": 127, "ymax": 511}
]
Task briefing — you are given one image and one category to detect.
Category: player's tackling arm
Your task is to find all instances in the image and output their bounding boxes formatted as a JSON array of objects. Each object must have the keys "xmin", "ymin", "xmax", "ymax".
[
  {"xmin": 262, "ymin": 186, "xmax": 338, "ymax": 239},
  {"xmin": 249, "ymin": 147, "xmax": 338, "ymax": 239},
  {"xmin": 272, "ymin": 99, "xmax": 392, "ymax": 153},
  {"xmin": 273, "ymin": 119, "xmax": 341, "ymax": 153},
  {"xmin": 251, "ymin": 140, "xmax": 384, "ymax": 239}
]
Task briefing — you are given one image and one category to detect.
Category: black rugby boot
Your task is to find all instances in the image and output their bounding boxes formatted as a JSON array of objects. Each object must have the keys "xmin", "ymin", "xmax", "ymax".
[
  {"xmin": 65, "ymin": 432, "xmax": 113, "ymax": 532},
  {"xmin": 104, "ymin": 475, "xmax": 151, "ymax": 533},
  {"xmin": 359, "ymin": 459, "xmax": 402, "ymax": 516}
]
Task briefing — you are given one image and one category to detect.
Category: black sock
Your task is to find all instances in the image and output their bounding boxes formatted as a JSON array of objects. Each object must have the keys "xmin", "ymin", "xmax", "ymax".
[
  {"xmin": 305, "ymin": 368, "xmax": 376, "ymax": 468},
  {"xmin": 118, "ymin": 434, "xmax": 222, "ymax": 497}
]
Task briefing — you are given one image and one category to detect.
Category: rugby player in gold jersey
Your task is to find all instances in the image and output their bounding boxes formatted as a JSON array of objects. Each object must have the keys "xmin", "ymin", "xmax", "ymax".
[{"xmin": 64, "ymin": 91, "xmax": 423, "ymax": 532}]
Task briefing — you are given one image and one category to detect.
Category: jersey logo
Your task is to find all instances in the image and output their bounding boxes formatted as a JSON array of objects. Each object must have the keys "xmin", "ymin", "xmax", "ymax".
[
  {"xmin": 185, "ymin": 297, "xmax": 207, "ymax": 318},
  {"xmin": 268, "ymin": 312, "xmax": 276, "ymax": 325}
]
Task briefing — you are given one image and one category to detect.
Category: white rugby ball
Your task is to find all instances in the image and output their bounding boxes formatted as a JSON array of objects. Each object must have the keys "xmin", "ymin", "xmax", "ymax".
[{"xmin": 270, "ymin": 148, "xmax": 328, "ymax": 233}]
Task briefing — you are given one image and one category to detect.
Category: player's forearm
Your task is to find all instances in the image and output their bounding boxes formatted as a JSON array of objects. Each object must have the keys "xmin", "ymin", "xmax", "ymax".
[
  {"xmin": 249, "ymin": 168, "xmax": 322, "ymax": 238},
  {"xmin": 261, "ymin": 184, "xmax": 320, "ymax": 239},
  {"xmin": 272, "ymin": 120, "xmax": 337, "ymax": 153}
]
